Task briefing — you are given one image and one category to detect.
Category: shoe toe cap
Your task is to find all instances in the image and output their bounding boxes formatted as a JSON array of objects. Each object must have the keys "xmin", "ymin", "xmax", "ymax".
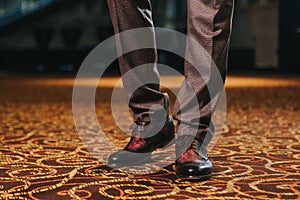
[{"xmin": 176, "ymin": 160, "xmax": 213, "ymax": 179}]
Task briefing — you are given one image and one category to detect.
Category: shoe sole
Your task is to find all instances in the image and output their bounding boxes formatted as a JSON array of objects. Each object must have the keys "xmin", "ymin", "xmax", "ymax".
[
  {"xmin": 176, "ymin": 172, "xmax": 213, "ymax": 181},
  {"xmin": 108, "ymin": 152, "xmax": 152, "ymax": 168}
]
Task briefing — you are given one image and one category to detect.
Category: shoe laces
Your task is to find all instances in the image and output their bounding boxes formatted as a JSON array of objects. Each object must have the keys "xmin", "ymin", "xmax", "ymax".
[
  {"xmin": 189, "ymin": 139, "xmax": 198, "ymax": 150},
  {"xmin": 183, "ymin": 140, "xmax": 199, "ymax": 157},
  {"xmin": 177, "ymin": 136, "xmax": 208, "ymax": 162},
  {"xmin": 126, "ymin": 123, "xmax": 147, "ymax": 150}
]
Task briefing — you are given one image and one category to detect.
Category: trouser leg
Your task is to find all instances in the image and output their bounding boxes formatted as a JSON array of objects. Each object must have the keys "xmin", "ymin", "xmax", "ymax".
[
  {"xmin": 107, "ymin": 0, "xmax": 169, "ymax": 123},
  {"xmin": 173, "ymin": 0, "xmax": 234, "ymax": 144}
]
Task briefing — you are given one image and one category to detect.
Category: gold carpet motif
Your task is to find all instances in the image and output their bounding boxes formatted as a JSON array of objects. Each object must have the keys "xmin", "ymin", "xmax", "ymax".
[{"xmin": 0, "ymin": 72, "xmax": 300, "ymax": 199}]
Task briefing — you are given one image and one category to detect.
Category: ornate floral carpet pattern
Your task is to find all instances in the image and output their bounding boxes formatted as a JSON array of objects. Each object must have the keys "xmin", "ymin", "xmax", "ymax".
[{"xmin": 0, "ymin": 72, "xmax": 300, "ymax": 199}]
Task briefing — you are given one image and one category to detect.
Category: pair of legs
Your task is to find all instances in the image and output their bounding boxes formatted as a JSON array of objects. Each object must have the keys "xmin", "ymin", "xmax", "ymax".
[{"xmin": 107, "ymin": 0, "xmax": 234, "ymax": 179}]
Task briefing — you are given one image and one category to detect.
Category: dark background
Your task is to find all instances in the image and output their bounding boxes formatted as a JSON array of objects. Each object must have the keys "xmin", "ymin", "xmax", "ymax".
[{"xmin": 0, "ymin": 0, "xmax": 299, "ymax": 73}]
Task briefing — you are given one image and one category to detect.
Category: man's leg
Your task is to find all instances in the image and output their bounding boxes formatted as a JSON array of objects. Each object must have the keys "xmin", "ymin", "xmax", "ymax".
[
  {"xmin": 107, "ymin": 0, "xmax": 174, "ymax": 167},
  {"xmin": 107, "ymin": 0, "xmax": 168, "ymax": 123},
  {"xmin": 173, "ymin": 0, "xmax": 234, "ymax": 179}
]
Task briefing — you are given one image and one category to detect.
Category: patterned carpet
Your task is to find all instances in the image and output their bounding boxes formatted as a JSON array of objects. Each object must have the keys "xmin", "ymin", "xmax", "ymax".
[{"xmin": 0, "ymin": 72, "xmax": 300, "ymax": 199}]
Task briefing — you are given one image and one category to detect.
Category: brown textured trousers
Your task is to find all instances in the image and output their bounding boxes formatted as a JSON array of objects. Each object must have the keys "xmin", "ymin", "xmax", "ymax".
[{"xmin": 107, "ymin": 0, "xmax": 234, "ymax": 141}]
